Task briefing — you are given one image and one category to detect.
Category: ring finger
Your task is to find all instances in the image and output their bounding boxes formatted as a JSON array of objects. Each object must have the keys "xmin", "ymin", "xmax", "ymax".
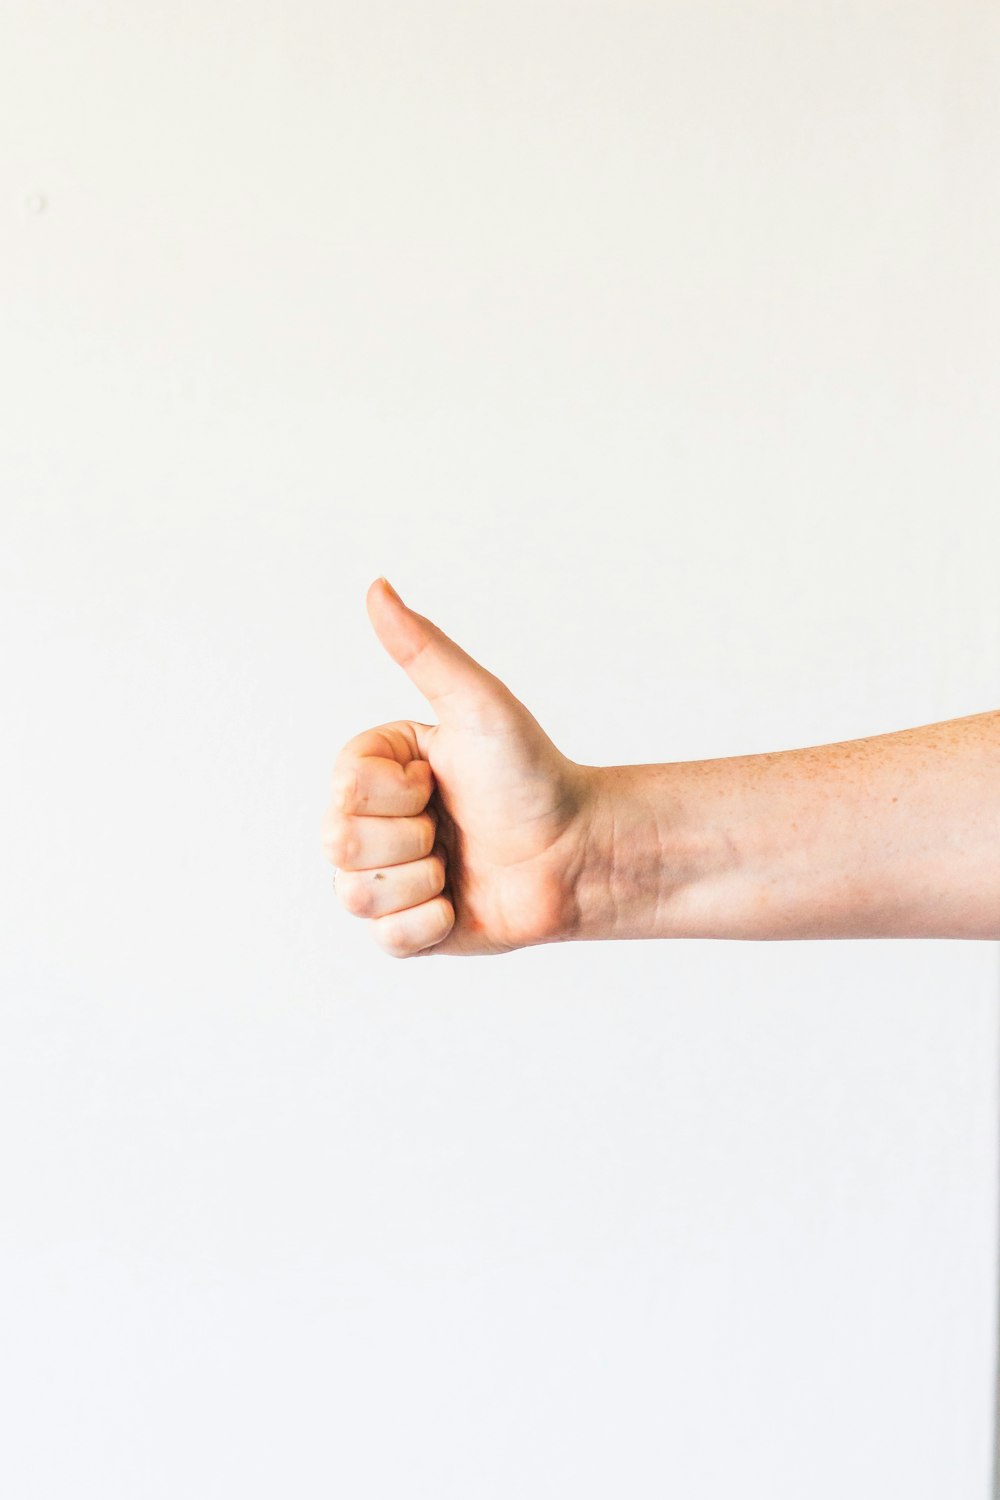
[{"xmin": 336, "ymin": 850, "xmax": 447, "ymax": 919}]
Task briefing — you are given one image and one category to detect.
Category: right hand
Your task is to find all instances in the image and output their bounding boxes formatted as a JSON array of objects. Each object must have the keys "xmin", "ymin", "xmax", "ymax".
[{"xmin": 322, "ymin": 578, "xmax": 601, "ymax": 958}]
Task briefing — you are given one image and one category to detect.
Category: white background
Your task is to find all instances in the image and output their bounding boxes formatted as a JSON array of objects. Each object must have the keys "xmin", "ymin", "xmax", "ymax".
[{"xmin": 2, "ymin": 3, "xmax": 999, "ymax": 1496}]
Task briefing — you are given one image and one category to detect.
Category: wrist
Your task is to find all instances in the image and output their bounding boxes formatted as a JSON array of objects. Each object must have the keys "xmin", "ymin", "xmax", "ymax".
[{"xmin": 564, "ymin": 762, "xmax": 738, "ymax": 942}]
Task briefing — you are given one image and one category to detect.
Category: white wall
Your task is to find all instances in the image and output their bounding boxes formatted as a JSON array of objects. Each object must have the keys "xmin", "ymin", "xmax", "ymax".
[{"xmin": 2, "ymin": 4, "xmax": 999, "ymax": 1496}]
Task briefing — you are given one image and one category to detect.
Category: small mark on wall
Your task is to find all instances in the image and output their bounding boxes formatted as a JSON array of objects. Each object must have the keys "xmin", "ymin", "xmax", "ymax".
[{"xmin": 24, "ymin": 193, "xmax": 48, "ymax": 216}]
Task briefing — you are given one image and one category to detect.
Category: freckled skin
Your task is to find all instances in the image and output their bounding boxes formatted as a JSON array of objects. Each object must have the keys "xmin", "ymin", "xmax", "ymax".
[
  {"xmin": 575, "ymin": 710, "xmax": 1000, "ymax": 941},
  {"xmin": 325, "ymin": 580, "xmax": 1000, "ymax": 955}
]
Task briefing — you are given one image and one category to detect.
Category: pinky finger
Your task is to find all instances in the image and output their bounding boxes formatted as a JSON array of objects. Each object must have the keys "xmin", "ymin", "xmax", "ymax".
[{"xmin": 369, "ymin": 894, "xmax": 455, "ymax": 959}]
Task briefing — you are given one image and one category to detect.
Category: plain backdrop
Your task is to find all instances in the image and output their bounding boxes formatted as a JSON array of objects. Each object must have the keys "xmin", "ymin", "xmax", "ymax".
[{"xmin": 2, "ymin": 3, "xmax": 1000, "ymax": 1497}]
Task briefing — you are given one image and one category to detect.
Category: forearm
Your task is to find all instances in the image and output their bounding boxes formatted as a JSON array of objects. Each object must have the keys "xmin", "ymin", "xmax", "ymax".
[{"xmin": 571, "ymin": 710, "xmax": 1000, "ymax": 941}]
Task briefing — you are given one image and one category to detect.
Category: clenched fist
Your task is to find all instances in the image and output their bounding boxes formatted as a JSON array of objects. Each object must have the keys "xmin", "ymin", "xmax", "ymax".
[
  {"xmin": 327, "ymin": 584, "xmax": 1000, "ymax": 949},
  {"xmin": 322, "ymin": 578, "xmax": 601, "ymax": 958}
]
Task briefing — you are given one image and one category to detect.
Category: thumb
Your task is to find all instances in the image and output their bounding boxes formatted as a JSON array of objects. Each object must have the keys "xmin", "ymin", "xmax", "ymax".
[{"xmin": 366, "ymin": 577, "xmax": 512, "ymax": 725}]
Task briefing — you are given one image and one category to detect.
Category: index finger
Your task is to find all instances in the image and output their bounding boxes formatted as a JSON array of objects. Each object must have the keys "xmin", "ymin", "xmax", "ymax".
[{"xmin": 331, "ymin": 724, "xmax": 435, "ymax": 817}]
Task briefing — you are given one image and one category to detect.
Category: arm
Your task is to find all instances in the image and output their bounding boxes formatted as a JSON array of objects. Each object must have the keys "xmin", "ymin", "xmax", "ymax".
[
  {"xmin": 571, "ymin": 711, "xmax": 1000, "ymax": 942},
  {"xmin": 326, "ymin": 581, "xmax": 1000, "ymax": 957}
]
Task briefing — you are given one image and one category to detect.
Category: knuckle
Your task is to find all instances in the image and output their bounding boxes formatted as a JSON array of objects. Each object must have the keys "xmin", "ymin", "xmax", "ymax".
[
  {"xmin": 381, "ymin": 933, "xmax": 411, "ymax": 960},
  {"xmin": 338, "ymin": 875, "xmax": 372, "ymax": 917},
  {"xmin": 433, "ymin": 898, "xmax": 455, "ymax": 941},
  {"xmin": 408, "ymin": 759, "xmax": 434, "ymax": 805},
  {"xmin": 372, "ymin": 916, "xmax": 412, "ymax": 959},
  {"xmin": 323, "ymin": 819, "xmax": 356, "ymax": 868},
  {"xmin": 418, "ymin": 811, "xmax": 437, "ymax": 852},
  {"xmin": 331, "ymin": 764, "xmax": 360, "ymax": 814}
]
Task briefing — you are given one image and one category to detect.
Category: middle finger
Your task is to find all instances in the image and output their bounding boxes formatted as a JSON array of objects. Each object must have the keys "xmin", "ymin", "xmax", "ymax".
[{"xmin": 330, "ymin": 810, "xmax": 437, "ymax": 871}]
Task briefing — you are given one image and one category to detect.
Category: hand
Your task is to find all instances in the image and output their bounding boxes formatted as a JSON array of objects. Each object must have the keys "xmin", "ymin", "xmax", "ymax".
[{"xmin": 322, "ymin": 578, "xmax": 599, "ymax": 958}]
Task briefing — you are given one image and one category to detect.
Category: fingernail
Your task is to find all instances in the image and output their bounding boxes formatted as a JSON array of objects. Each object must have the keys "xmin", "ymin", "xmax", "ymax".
[{"xmin": 380, "ymin": 576, "xmax": 404, "ymax": 605}]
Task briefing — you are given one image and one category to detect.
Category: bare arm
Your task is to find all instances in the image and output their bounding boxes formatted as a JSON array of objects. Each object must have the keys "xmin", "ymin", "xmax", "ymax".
[
  {"xmin": 571, "ymin": 711, "xmax": 1000, "ymax": 942},
  {"xmin": 326, "ymin": 583, "xmax": 1000, "ymax": 956}
]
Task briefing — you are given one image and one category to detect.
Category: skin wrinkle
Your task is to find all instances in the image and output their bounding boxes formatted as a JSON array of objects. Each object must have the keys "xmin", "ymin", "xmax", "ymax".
[
  {"xmin": 330, "ymin": 579, "xmax": 1000, "ymax": 954},
  {"xmin": 568, "ymin": 709, "xmax": 1000, "ymax": 942}
]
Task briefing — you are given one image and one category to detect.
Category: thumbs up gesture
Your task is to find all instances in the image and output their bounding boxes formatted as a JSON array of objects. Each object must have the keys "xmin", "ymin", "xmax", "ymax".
[{"xmin": 322, "ymin": 578, "xmax": 600, "ymax": 958}]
